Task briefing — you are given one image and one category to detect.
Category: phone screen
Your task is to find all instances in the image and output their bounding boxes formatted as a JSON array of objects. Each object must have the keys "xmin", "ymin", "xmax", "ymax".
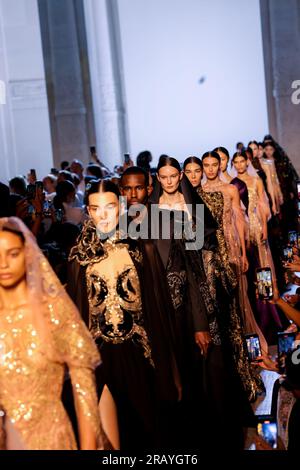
[
  {"xmin": 283, "ymin": 246, "xmax": 293, "ymax": 261},
  {"xmin": 288, "ymin": 231, "xmax": 298, "ymax": 246},
  {"xmin": 245, "ymin": 334, "xmax": 262, "ymax": 362},
  {"xmin": 257, "ymin": 417, "xmax": 277, "ymax": 449},
  {"xmin": 256, "ymin": 268, "xmax": 273, "ymax": 300},
  {"xmin": 297, "ymin": 181, "xmax": 300, "ymax": 199},
  {"xmin": 26, "ymin": 184, "xmax": 36, "ymax": 201},
  {"xmin": 55, "ymin": 209, "xmax": 63, "ymax": 223},
  {"xmin": 277, "ymin": 332, "xmax": 295, "ymax": 373},
  {"xmin": 124, "ymin": 153, "xmax": 130, "ymax": 164}
]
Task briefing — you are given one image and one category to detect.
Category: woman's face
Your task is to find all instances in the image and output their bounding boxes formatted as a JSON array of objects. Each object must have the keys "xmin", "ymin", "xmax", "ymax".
[
  {"xmin": 249, "ymin": 143, "xmax": 259, "ymax": 158},
  {"xmin": 87, "ymin": 191, "xmax": 120, "ymax": 233},
  {"xmin": 217, "ymin": 151, "xmax": 229, "ymax": 172},
  {"xmin": 184, "ymin": 163, "xmax": 203, "ymax": 188},
  {"xmin": 0, "ymin": 231, "xmax": 26, "ymax": 289},
  {"xmin": 258, "ymin": 145, "xmax": 264, "ymax": 159},
  {"xmin": 264, "ymin": 144, "xmax": 275, "ymax": 159},
  {"xmin": 157, "ymin": 166, "xmax": 182, "ymax": 194},
  {"xmin": 233, "ymin": 156, "xmax": 248, "ymax": 175},
  {"xmin": 202, "ymin": 157, "xmax": 220, "ymax": 180}
]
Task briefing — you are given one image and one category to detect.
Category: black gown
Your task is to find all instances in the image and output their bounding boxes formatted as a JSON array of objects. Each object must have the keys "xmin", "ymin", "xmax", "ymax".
[
  {"xmin": 148, "ymin": 176, "xmax": 251, "ymax": 450},
  {"xmin": 67, "ymin": 220, "xmax": 180, "ymax": 450}
]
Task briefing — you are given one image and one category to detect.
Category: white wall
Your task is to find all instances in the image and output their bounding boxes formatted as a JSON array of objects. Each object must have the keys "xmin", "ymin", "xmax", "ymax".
[
  {"xmin": 0, "ymin": 0, "xmax": 53, "ymax": 183},
  {"xmin": 118, "ymin": 0, "xmax": 268, "ymax": 164}
]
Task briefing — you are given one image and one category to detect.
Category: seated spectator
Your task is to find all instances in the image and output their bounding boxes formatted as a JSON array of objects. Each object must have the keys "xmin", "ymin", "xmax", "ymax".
[
  {"xmin": 41, "ymin": 222, "xmax": 80, "ymax": 284},
  {"xmin": 70, "ymin": 159, "xmax": 85, "ymax": 194},
  {"xmin": 61, "ymin": 160, "xmax": 70, "ymax": 170},
  {"xmin": 9, "ymin": 176, "xmax": 27, "ymax": 197},
  {"xmin": 57, "ymin": 170, "xmax": 74, "ymax": 184},
  {"xmin": 43, "ymin": 174, "xmax": 57, "ymax": 201},
  {"xmin": 53, "ymin": 181, "xmax": 85, "ymax": 225},
  {"xmin": 84, "ymin": 175, "xmax": 97, "ymax": 185},
  {"xmin": 136, "ymin": 150, "xmax": 152, "ymax": 171},
  {"xmin": 72, "ymin": 173, "xmax": 84, "ymax": 206},
  {"xmin": 86, "ymin": 163, "xmax": 103, "ymax": 180},
  {"xmin": 0, "ymin": 182, "xmax": 10, "ymax": 217}
]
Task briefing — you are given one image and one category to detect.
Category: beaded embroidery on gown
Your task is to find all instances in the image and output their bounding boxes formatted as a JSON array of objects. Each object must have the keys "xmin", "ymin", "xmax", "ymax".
[
  {"xmin": 198, "ymin": 187, "xmax": 264, "ymax": 401},
  {"xmin": 0, "ymin": 217, "xmax": 102, "ymax": 450}
]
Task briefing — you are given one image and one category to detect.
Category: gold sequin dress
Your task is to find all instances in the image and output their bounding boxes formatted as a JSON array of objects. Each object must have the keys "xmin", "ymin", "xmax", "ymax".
[
  {"xmin": 198, "ymin": 186, "xmax": 265, "ymax": 401},
  {"xmin": 0, "ymin": 217, "xmax": 102, "ymax": 450},
  {"xmin": 0, "ymin": 301, "xmax": 100, "ymax": 450}
]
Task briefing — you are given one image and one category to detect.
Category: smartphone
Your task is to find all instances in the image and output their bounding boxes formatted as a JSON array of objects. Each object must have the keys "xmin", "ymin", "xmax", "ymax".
[
  {"xmin": 90, "ymin": 146, "xmax": 96, "ymax": 155},
  {"xmin": 297, "ymin": 180, "xmax": 300, "ymax": 199},
  {"xmin": 283, "ymin": 246, "xmax": 293, "ymax": 262},
  {"xmin": 256, "ymin": 267, "xmax": 274, "ymax": 300},
  {"xmin": 257, "ymin": 415, "xmax": 277, "ymax": 449},
  {"xmin": 245, "ymin": 334, "xmax": 262, "ymax": 362},
  {"xmin": 124, "ymin": 153, "xmax": 130, "ymax": 164},
  {"xmin": 30, "ymin": 169, "xmax": 36, "ymax": 179},
  {"xmin": 35, "ymin": 180, "xmax": 43, "ymax": 191},
  {"xmin": 277, "ymin": 332, "xmax": 295, "ymax": 373},
  {"xmin": 55, "ymin": 208, "xmax": 63, "ymax": 223},
  {"xmin": 26, "ymin": 183, "xmax": 36, "ymax": 201},
  {"xmin": 288, "ymin": 231, "xmax": 298, "ymax": 246}
]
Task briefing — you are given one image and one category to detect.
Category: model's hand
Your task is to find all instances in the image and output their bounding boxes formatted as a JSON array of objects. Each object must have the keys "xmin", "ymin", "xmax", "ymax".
[
  {"xmin": 272, "ymin": 203, "xmax": 277, "ymax": 216},
  {"xmin": 241, "ymin": 253, "xmax": 249, "ymax": 273},
  {"xmin": 195, "ymin": 331, "xmax": 212, "ymax": 357},
  {"xmin": 261, "ymin": 228, "xmax": 268, "ymax": 243}
]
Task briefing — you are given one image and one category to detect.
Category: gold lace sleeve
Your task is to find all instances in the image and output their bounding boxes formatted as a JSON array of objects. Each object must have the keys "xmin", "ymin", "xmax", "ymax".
[{"xmin": 48, "ymin": 297, "xmax": 103, "ymax": 448}]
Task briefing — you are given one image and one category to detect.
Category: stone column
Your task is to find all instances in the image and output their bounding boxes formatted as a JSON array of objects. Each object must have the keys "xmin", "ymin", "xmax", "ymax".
[
  {"xmin": 0, "ymin": 0, "xmax": 53, "ymax": 182},
  {"xmin": 83, "ymin": 0, "xmax": 129, "ymax": 167},
  {"xmin": 260, "ymin": 0, "xmax": 300, "ymax": 174},
  {"xmin": 38, "ymin": 0, "xmax": 95, "ymax": 168}
]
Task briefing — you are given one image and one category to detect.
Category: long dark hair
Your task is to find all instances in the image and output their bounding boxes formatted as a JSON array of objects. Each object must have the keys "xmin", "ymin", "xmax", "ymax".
[
  {"xmin": 53, "ymin": 180, "xmax": 75, "ymax": 210},
  {"xmin": 248, "ymin": 140, "xmax": 259, "ymax": 148},
  {"xmin": 183, "ymin": 156, "xmax": 203, "ymax": 170},
  {"xmin": 201, "ymin": 151, "xmax": 221, "ymax": 164},
  {"xmin": 1, "ymin": 225, "xmax": 25, "ymax": 243},
  {"xmin": 157, "ymin": 155, "xmax": 181, "ymax": 173},
  {"xmin": 232, "ymin": 151, "xmax": 246, "ymax": 163},
  {"xmin": 213, "ymin": 146, "xmax": 230, "ymax": 159}
]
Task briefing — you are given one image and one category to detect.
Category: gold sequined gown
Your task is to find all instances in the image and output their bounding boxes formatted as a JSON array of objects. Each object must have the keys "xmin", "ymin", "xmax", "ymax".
[
  {"xmin": 0, "ymin": 299, "xmax": 101, "ymax": 450},
  {"xmin": 260, "ymin": 157, "xmax": 283, "ymax": 214},
  {"xmin": 198, "ymin": 186, "xmax": 264, "ymax": 401},
  {"xmin": 245, "ymin": 177, "xmax": 282, "ymax": 340}
]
